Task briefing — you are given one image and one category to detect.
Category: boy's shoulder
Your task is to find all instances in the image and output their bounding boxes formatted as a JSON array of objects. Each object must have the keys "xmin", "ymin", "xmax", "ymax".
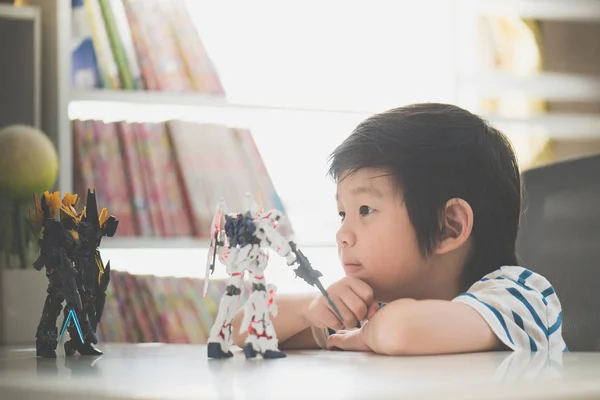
[
  {"xmin": 453, "ymin": 265, "xmax": 566, "ymax": 352},
  {"xmin": 469, "ymin": 265, "xmax": 556, "ymax": 296}
]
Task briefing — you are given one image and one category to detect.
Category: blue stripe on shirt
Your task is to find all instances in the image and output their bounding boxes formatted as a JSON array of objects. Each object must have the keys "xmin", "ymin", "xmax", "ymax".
[
  {"xmin": 502, "ymin": 277, "xmax": 533, "ymax": 292},
  {"xmin": 548, "ymin": 312, "xmax": 562, "ymax": 335},
  {"xmin": 512, "ymin": 311, "xmax": 537, "ymax": 351},
  {"xmin": 460, "ymin": 292, "xmax": 514, "ymax": 345},
  {"xmin": 506, "ymin": 287, "xmax": 548, "ymax": 338},
  {"xmin": 541, "ymin": 287, "xmax": 555, "ymax": 298},
  {"xmin": 518, "ymin": 269, "xmax": 533, "ymax": 285}
]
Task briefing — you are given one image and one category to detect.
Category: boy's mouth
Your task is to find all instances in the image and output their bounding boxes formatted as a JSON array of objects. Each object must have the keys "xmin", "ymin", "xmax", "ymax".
[{"xmin": 343, "ymin": 263, "xmax": 363, "ymax": 275}]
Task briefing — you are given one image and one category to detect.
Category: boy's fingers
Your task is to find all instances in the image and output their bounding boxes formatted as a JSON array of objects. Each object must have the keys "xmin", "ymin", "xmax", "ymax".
[
  {"xmin": 367, "ymin": 302, "xmax": 380, "ymax": 319},
  {"xmin": 326, "ymin": 333, "xmax": 343, "ymax": 350},
  {"xmin": 326, "ymin": 330, "xmax": 362, "ymax": 351},
  {"xmin": 320, "ymin": 307, "xmax": 344, "ymax": 331},
  {"xmin": 338, "ymin": 291, "xmax": 366, "ymax": 327},
  {"xmin": 329, "ymin": 295, "xmax": 356, "ymax": 328},
  {"xmin": 347, "ymin": 278, "xmax": 374, "ymax": 305}
]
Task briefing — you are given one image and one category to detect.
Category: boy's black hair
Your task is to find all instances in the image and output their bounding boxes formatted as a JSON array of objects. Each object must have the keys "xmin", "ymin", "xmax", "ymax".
[{"xmin": 327, "ymin": 103, "xmax": 521, "ymax": 290}]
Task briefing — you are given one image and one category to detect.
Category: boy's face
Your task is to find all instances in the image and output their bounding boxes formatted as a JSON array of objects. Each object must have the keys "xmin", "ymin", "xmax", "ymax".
[{"xmin": 335, "ymin": 168, "xmax": 427, "ymax": 302}]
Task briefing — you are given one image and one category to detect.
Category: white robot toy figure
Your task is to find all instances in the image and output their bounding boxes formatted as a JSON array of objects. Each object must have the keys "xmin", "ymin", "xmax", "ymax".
[{"xmin": 203, "ymin": 197, "xmax": 344, "ymax": 359}]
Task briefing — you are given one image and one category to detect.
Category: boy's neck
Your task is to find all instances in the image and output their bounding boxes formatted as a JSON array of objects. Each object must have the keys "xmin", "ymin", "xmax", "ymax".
[{"xmin": 418, "ymin": 246, "xmax": 471, "ymax": 301}]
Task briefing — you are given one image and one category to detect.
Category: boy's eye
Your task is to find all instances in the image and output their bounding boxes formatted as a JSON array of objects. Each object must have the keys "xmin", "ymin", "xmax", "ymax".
[
  {"xmin": 359, "ymin": 205, "xmax": 373, "ymax": 216},
  {"xmin": 338, "ymin": 211, "xmax": 346, "ymax": 221}
]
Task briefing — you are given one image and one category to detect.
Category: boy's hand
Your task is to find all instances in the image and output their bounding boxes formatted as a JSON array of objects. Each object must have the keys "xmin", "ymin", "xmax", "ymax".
[
  {"xmin": 306, "ymin": 276, "xmax": 379, "ymax": 330},
  {"xmin": 326, "ymin": 325, "xmax": 372, "ymax": 352}
]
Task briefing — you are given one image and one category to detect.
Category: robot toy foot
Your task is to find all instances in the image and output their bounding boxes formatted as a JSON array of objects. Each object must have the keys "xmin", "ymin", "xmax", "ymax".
[
  {"xmin": 64, "ymin": 340, "xmax": 77, "ymax": 356},
  {"xmin": 242, "ymin": 343, "xmax": 257, "ymax": 359},
  {"xmin": 207, "ymin": 342, "xmax": 233, "ymax": 359},
  {"xmin": 36, "ymin": 328, "xmax": 58, "ymax": 358},
  {"xmin": 262, "ymin": 349, "xmax": 286, "ymax": 359},
  {"xmin": 64, "ymin": 340, "xmax": 103, "ymax": 356},
  {"xmin": 243, "ymin": 343, "xmax": 286, "ymax": 359},
  {"xmin": 36, "ymin": 347, "xmax": 57, "ymax": 359}
]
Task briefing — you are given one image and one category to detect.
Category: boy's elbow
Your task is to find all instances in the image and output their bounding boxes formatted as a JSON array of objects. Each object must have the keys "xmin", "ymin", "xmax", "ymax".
[{"xmin": 365, "ymin": 300, "xmax": 419, "ymax": 356}]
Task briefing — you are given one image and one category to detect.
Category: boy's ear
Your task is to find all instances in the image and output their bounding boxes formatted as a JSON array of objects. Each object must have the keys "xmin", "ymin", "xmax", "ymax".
[{"xmin": 435, "ymin": 198, "xmax": 473, "ymax": 255}]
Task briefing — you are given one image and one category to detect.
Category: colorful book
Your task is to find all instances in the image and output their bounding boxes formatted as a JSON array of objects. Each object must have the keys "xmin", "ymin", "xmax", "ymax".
[
  {"xmin": 83, "ymin": 0, "xmax": 121, "ymax": 89},
  {"xmin": 116, "ymin": 121, "xmax": 154, "ymax": 236},
  {"xmin": 71, "ymin": 0, "xmax": 102, "ymax": 89},
  {"xmin": 121, "ymin": 0, "xmax": 191, "ymax": 91}
]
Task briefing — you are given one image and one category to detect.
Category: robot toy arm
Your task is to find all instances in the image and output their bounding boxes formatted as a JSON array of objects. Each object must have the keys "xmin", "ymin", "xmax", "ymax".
[
  {"xmin": 257, "ymin": 210, "xmax": 347, "ymax": 324},
  {"xmin": 257, "ymin": 212, "xmax": 296, "ymax": 265}
]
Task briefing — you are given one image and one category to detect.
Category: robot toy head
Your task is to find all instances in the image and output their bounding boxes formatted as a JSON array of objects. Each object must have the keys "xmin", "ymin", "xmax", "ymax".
[{"xmin": 77, "ymin": 221, "xmax": 94, "ymax": 247}]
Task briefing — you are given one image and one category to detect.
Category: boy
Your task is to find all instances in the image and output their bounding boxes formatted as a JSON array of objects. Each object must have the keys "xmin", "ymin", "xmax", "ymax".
[{"xmin": 232, "ymin": 103, "xmax": 566, "ymax": 355}]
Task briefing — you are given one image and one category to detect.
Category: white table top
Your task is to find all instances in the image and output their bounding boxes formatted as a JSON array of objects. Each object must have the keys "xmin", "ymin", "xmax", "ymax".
[{"xmin": 1, "ymin": 343, "xmax": 599, "ymax": 399}]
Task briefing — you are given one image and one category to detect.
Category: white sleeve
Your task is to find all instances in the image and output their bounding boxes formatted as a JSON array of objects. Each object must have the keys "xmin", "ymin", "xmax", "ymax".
[
  {"xmin": 311, "ymin": 326, "xmax": 329, "ymax": 349},
  {"xmin": 452, "ymin": 267, "xmax": 566, "ymax": 352}
]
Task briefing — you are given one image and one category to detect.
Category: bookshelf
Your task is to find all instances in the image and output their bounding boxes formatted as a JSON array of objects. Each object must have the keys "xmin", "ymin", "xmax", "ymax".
[
  {"xmin": 100, "ymin": 236, "xmax": 208, "ymax": 249},
  {"xmin": 463, "ymin": 0, "xmax": 600, "ymax": 21},
  {"xmin": 20, "ymin": 0, "xmax": 600, "ymax": 250},
  {"xmin": 0, "ymin": 3, "xmax": 40, "ymax": 130},
  {"xmin": 456, "ymin": 0, "xmax": 600, "ymax": 146},
  {"xmin": 22, "ymin": 0, "xmax": 295, "ymax": 249}
]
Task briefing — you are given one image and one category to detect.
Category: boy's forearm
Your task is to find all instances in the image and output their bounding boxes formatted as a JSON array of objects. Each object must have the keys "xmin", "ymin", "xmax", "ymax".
[
  {"xmin": 361, "ymin": 298, "xmax": 499, "ymax": 355},
  {"xmin": 361, "ymin": 298, "xmax": 416, "ymax": 355},
  {"xmin": 232, "ymin": 293, "xmax": 317, "ymax": 348}
]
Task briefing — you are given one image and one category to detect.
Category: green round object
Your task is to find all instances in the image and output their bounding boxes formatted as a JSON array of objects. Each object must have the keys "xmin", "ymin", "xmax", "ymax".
[{"xmin": 0, "ymin": 124, "xmax": 59, "ymax": 199}]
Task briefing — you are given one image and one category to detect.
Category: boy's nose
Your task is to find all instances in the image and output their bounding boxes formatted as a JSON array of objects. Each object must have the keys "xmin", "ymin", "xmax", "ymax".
[{"xmin": 336, "ymin": 225, "xmax": 356, "ymax": 248}]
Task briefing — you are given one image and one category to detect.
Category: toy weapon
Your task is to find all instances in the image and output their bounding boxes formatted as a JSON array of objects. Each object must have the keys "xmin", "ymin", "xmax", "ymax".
[
  {"xmin": 288, "ymin": 241, "xmax": 345, "ymax": 323},
  {"xmin": 203, "ymin": 199, "xmax": 226, "ymax": 297}
]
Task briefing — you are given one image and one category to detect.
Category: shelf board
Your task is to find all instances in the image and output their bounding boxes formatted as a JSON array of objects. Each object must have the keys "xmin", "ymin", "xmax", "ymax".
[
  {"xmin": 70, "ymin": 92, "xmax": 600, "ymax": 139},
  {"xmin": 99, "ymin": 237, "xmax": 209, "ymax": 249},
  {"xmin": 465, "ymin": 0, "xmax": 600, "ymax": 21},
  {"xmin": 483, "ymin": 113, "xmax": 600, "ymax": 138},
  {"xmin": 458, "ymin": 72, "xmax": 600, "ymax": 102},
  {"xmin": 71, "ymin": 89, "xmax": 229, "ymax": 107},
  {"xmin": 98, "ymin": 237, "xmax": 337, "ymax": 250},
  {"xmin": 69, "ymin": 89, "xmax": 373, "ymax": 115},
  {"xmin": 0, "ymin": 4, "xmax": 39, "ymax": 20}
]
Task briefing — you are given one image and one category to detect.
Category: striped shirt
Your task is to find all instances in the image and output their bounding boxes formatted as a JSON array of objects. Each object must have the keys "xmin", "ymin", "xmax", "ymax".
[{"xmin": 453, "ymin": 266, "xmax": 567, "ymax": 352}]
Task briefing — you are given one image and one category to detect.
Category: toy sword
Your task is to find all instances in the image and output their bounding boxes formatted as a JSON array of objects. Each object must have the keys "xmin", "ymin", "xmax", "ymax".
[
  {"xmin": 287, "ymin": 241, "xmax": 345, "ymax": 323},
  {"xmin": 203, "ymin": 200, "xmax": 225, "ymax": 297}
]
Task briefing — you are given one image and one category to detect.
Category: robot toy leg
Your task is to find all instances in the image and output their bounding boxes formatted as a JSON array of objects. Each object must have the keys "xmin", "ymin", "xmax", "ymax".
[
  {"xmin": 241, "ymin": 277, "xmax": 285, "ymax": 359},
  {"xmin": 35, "ymin": 282, "xmax": 64, "ymax": 358},
  {"xmin": 61, "ymin": 275, "xmax": 101, "ymax": 356},
  {"xmin": 207, "ymin": 273, "xmax": 243, "ymax": 359},
  {"xmin": 91, "ymin": 259, "xmax": 111, "ymax": 332},
  {"xmin": 63, "ymin": 306, "xmax": 103, "ymax": 357}
]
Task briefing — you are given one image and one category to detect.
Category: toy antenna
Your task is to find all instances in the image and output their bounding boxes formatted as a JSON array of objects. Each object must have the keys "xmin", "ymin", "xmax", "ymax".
[
  {"xmin": 244, "ymin": 192, "xmax": 252, "ymax": 211},
  {"xmin": 257, "ymin": 191, "xmax": 264, "ymax": 213}
]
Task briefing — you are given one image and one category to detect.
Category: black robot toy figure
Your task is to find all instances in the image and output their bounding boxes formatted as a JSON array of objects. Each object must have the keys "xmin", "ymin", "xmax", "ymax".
[
  {"xmin": 65, "ymin": 189, "xmax": 117, "ymax": 356},
  {"xmin": 29, "ymin": 190, "xmax": 118, "ymax": 358}
]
